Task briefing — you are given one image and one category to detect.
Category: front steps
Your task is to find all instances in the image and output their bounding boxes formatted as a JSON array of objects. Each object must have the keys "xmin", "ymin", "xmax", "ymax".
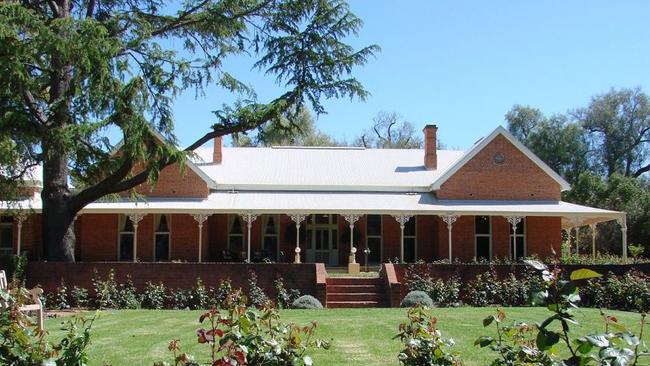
[{"xmin": 325, "ymin": 277, "xmax": 387, "ymax": 308}]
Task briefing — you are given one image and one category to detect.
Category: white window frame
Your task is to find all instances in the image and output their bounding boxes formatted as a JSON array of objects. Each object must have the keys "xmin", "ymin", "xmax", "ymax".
[
  {"xmin": 0, "ymin": 216, "xmax": 14, "ymax": 252},
  {"xmin": 153, "ymin": 214, "xmax": 171, "ymax": 261},
  {"xmin": 227, "ymin": 214, "xmax": 244, "ymax": 252},
  {"xmin": 509, "ymin": 218, "xmax": 526, "ymax": 259},
  {"xmin": 404, "ymin": 216, "xmax": 417, "ymax": 262},
  {"xmin": 474, "ymin": 216, "xmax": 492, "ymax": 260},
  {"xmin": 365, "ymin": 214, "xmax": 383, "ymax": 263},
  {"xmin": 117, "ymin": 215, "xmax": 134, "ymax": 261},
  {"xmin": 261, "ymin": 214, "xmax": 280, "ymax": 260}
]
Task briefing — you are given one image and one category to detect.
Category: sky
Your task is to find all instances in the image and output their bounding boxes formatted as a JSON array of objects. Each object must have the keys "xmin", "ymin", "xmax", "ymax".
[{"xmin": 170, "ymin": 1, "xmax": 650, "ymax": 150}]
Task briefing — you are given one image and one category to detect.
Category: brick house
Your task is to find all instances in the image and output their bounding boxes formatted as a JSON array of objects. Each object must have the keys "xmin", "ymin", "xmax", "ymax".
[{"xmin": 1, "ymin": 125, "xmax": 626, "ymax": 266}]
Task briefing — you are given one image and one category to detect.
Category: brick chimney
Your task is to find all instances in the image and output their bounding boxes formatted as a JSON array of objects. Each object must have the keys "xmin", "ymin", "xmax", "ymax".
[
  {"xmin": 423, "ymin": 124, "xmax": 437, "ymax": 170},
  {"xmin": 213, "ymin": 136, "xmax": 222, "ymax": 164}
]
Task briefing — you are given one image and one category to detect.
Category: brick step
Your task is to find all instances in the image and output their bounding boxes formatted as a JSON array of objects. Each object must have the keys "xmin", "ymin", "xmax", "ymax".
[
  {"xmin": 326, "ymin": 277, "xmax": 382, "ymax": 285},
  {"xmin": 327, "ymin": 300, "xmax": 385, "ymax": 308},
  {"xmin": 327, "ymin": 292, "xmax": 386, "ymax": 302},
  {"xmin": 326, "ymin": 284, "xmax": 382, "ymax": 293}
]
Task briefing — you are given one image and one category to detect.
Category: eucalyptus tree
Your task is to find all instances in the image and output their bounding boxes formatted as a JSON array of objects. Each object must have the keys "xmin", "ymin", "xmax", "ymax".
[{"xmin": 0, "ymin": 0, "xmax": 378, "ymax": 261}]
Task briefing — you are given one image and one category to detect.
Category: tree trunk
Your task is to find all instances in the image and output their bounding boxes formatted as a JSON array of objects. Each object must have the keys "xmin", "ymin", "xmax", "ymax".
[{"xmin": 41, "ymin": 138, "xmax": 76, "ymax": 262}]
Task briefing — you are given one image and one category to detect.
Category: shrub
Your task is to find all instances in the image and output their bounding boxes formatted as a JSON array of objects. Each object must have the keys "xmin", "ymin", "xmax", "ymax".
[
  {"xmin": 157, "ymin": 298, "xmax": 330, "ymax": 365},
  {"xmin": 404, "ymin": 265, "xmax": 460, "ymax": 306},
  {"xmin": 140, "ymin": 282, "xmax": 166, "ymax": 309},
  {"xmin": 400, "ymin": 290, "xmax": 434, "ymax": 308},
  {"xmin": 465, "ymin": 269, "xmax": 499, "ymax": 306},
  {"xmin": 70, "ymin": 286, "xmax": 89, "ymax": 308},
  {"xmin": 188, "ymin": 278, "xmax": 209, "ymax": 310},
  {"xmin": 394, "ymin": 305, "xmax": 463, "ymax": 365},
  {"xmin": 91, "ymin": 269, "xmax": 119, "ymax": 309},
  {"xmin": 215, "ymin": 278, "xmax": 233, "ymax": 307},
  {"xmin": 581, "ymin": 271, "xmax": 650, "ymax": 312},
  {"xmin": 292, "ymin": 295, "xmax": 323, "ymax": 309},
  {"xmin": 275, "ymin": 275, "xmax": 301, "ymax": 309},
  {"xmin": 116, "ymin": 276, "xmax": 140, "ymax": 309},
  {"xmin": 248, "ymin": 270, "xmax": 270, "ymax": 307},
  {"xmin": 0, "ymin": 254, "xmax": 28, "ymax": 281},
  {"xmin": 168, "ymin": 288, "xmax": 190, "ymax": 310}
]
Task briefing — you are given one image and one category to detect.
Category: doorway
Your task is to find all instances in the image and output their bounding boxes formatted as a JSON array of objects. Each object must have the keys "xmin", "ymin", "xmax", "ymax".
[{"xmin": 305, "ymin": 214, "xmax": 339, "ymax": 266}]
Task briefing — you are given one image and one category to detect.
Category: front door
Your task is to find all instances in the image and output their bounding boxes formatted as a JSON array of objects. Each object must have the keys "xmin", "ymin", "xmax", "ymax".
[{"xmin": 305, "ymin": 215, "xmax": 339, "ymax": 266}]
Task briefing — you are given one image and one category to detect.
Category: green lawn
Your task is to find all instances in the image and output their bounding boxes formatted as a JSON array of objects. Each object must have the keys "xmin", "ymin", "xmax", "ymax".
[{"xmin": 45, "ymin": 308, "xmax": 647, "ymax": 366}]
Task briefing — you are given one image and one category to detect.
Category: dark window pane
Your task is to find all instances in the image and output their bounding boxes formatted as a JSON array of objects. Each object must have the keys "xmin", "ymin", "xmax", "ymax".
[
  {"xmin": 229, "ymin": 236, "xmax": 244, "ymax": 252},
  {"xmin": 119, "ymin": 233, "xmax": 134, "ymax": 261},
  {"xmin": 515, "ymin": 219, "xmax": 525, "ymax": 234},
  {"xmin": 1, "ymin": 227, "xmax": 13, "ymax": 249},
  {"xmin": 1, "ymin": 216, "xmax": 13, "ymax": 224},
  {"xmin": 331, "ymin": 214, "xmax": 338, "ymax": 224},
  {"xmin": 157, "ymin": 215, "xmax": 169, "ymax": 232},
  {"xmin": 331, "ymin": 230, "xmax": 337, "ymax": 249},
  {"xmin": 122, "ymin": 217, "xmax": 134, "ymax": 232},
  {"xmin": 306, "ymin": 230, "xmax": 312, "ymax": 249},
  {"xmin": 265, "ymin": 216, "xmax": 277, "ymax": 234},
  {"xmin": 404, "ymin": 237, "xmax": 416, "ymax": 263},
  {"xmin": 404, "ymin": 217, "xmax": 416, "ymax": 236},
  {"xmin": 315, "ymin": 214, "xmax": 329, "ymax": 225},
  {"xmin": 155, "ymin": 234, "xmax": 169, "ymax": 261},
  {"xmin": 367, "ymin": 237, "xmax": 382, "ymax": 263},
  {"xmin": 476, "ymin": 236, "xmax": 490, "ymax": 260},
  {"xmin": 475, "ymin": 216, "xmax": 490, "ymax": 234},
  {"xmin": 230, "ymin": 216, "xmax": 242, "ymax": 234},
  {"xmin": 366, "ymin": 215, "xmax": 382, "ymax": 236},
  {"xmin": 510, "ymin": 236, "xmax": 525, "ymax": 260},
  {"xmin": 263, "ymin": 237, "xmax": 278, "ymax": 261}
]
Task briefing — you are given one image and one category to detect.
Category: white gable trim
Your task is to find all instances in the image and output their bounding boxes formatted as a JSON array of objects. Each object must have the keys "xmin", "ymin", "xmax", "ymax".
[
  {"xmin": 430, "ymin": 126, "xmax": 571, "ymax": 192},
  {"xmin": 113, "ymin": 128, "xmax": 217, "ymax": 190}
]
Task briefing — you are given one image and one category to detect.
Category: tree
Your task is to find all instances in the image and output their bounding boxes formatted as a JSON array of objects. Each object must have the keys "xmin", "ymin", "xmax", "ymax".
[
  {"xmin": 0, "ymin": 0, "xmax": 378, "ymax": 261},
  {"xmin": 575, "ymin": 87, "xmax": 650, "ymax": 178},
  {"xmin": 355, "ymin": 111, "xmax": 423, "ymax": 148},
  {"xmin": 232, "ymin": 107, "xmax": 342, "ymax": 146},
  {"xmin": 505, "ymin": 106, "xmax": 590, "ymax": 185}
]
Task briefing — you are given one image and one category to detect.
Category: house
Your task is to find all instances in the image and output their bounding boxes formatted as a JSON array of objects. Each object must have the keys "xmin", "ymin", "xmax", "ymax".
[{"xmin": 1, "ymin": 125, "xmax": 626, "ymax": 266}]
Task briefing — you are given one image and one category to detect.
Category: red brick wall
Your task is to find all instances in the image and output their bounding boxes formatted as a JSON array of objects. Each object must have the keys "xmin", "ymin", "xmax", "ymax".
[
  {"xmin": 527, "ymin": 216, "xmax": 561, "ymax": 257},
  {"xmin": 126, "ymin": 162, "xmax": 209, "ymax": 198},
  {"xmin": 79, "ymin": 214, "xmax": 118, "ymax": 261},
  {"xmin": 437, "ymin": 135, "xmax": 561, "ymax": 200},
  {"xmin": 26, "ymin": 262, "xmax": 322, "ymax": 301}
]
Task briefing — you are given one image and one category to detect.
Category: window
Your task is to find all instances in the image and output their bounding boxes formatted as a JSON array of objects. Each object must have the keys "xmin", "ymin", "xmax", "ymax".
[
  {"xmin": 403, "ymin": 217, "xmax": 416, "ymax": 263},
  {"xmin": 475, "ymin": 216, "xmax": 491, "ymax": 261},
  {"xmin": 262, "ymin": 215, "xmax": 279, "ymax": 261},
  {"xmin": 0, "ymin": 216, "xmax": 13, "ymax": 253},
  {"xmin": 118, "ymin": 215, "xmax": 134, "ymax": 261},
  {"xmin": 228, "ymin": 215, "xmax": 244, "ymax": 254},
  {"xmin": 365, "ymin": 214, "xmax": 382, "ymax": 264},
  {"xmin": 154, "ymin": 214, "xmax": 170, "ymax": 261},
  {"xmin": 510, "ymin": 218, "xmax": 526, "ymax": 261}
]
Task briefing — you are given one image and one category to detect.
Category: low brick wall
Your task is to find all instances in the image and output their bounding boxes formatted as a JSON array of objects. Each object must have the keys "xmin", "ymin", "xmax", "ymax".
[
  {"xmin": 26, "ymin": 262, "xmax": 326, "ymax": 303},
  {"xmin": 383, "ymin": 263, "xmax": 650, "ymax": 307}
]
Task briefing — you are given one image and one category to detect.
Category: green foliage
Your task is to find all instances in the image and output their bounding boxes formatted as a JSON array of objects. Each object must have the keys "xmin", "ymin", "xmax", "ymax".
[
  {"xmin": 580, "ymin": 271, "xmax": 650, "ymax": 312},
  {"xmin": 292, "ymin": 295, "xmax": 324, "ymax": 309},
  {"xmin": 141, "ymin": 282, "xmax": 166, "ymax": 310},
  {"xmin": 51, "ymin": 279, "xmax": 70, "ymax": 310},
  {"xmin": 275, "ymin": 275, "xmax": 301, "ymax": 309},
  {"xmin": 0, "ymin": 254, "xmax": 28, "ymax": 280},
  {"xmin": 247, "ymin": 270, "xmax": 270, "ymax": 308},
  {"xmin": 1, "ymin": 284, "xmax": 95, "ymax": 365},
  {"xmin": 404, "ymin": 265, "xmax": 460, "ymax": 306},
  {"xmin": 477, "ymin": 261, "xmax": 649, "ymax": 365},
  {"xmin": 189, "ymin": 278, "xmax": 209, "ymax": 310},
  {"xmin": 400, "ymin": 291, "xmax": 434, "ymax": 308},
  {"xmin": 157, "ymin": 298, "xmax": 330, "ymax": 365},
  {"xmin": 465, "ymin": 270, "xmax": 500, "ymax": 307},
  {"xmin": 214, "ymin": 278, "xmax": 234, "ymax": 308},
  {"xmin": 394, "ymin": 305, "xmax": 463, "ymax": 365},
  {"xmin": 91, "ymin": 269, "xmax": 120, "ymax": 309},
  {"xmin": 70, "ymin": 286, "xmax": 89, "ymax": 308},
  {"xmin": 629, "ymin": 243, "xmax": 646, "ymax": 258}
]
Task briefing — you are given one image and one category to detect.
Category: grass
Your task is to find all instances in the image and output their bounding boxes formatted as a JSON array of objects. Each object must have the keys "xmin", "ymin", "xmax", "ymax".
[{"xmin": 45, "ymin": 307, "xmax": 647, "ymax": 366}]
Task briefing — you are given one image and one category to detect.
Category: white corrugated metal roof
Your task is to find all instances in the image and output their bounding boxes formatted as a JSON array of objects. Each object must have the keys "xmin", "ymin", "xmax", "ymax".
[{"xmin": 192, "ymin": 146, "xmax": 464, "ymax": 191}]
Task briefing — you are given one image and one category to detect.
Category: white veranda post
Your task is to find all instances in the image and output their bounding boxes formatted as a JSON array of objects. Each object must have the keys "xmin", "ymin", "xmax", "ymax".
[
  {"xmin": 505, "ymin": 216, "xmax": 523, "ymax": 260},
  {"xmin": 590, "ymin": 223, "xmax": 597, "ymax": 262},
  {"xmin": 241, "ymin": 213, "xmax": 257, "ymax": 263},
  {"xmin": 192, "ymin": 214, "xmax": 209, "ymax": 263},
  {"xmin": 128, "ymin": 213, "xmax": 145, "ymax": 263},
  {"xmin": 392, "ymin": 214, "xmax": 412, "ymax": 262},
  {"xmin": 289, "ymin": 214, "xmax": 308, "ymax": 264},
  {"xmin": 442, "ymin": 215, "xmax": 459, "ymax": 262},
  {"xmin": 343, "ymin": 214, "xmax": 361, "ymax": 264},
  {"xmin": 617, "ymin": 215, "xmax": 628, "ymax": 263},
  {"xmin": 15, "ymin": 216, "xmax": 25, "ymax": 256}
]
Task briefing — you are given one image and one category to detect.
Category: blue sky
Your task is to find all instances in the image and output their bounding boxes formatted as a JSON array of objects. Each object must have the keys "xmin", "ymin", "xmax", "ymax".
[{"xmin": 170, "ymin": 1, "xmax": 650, "ymax": 150}]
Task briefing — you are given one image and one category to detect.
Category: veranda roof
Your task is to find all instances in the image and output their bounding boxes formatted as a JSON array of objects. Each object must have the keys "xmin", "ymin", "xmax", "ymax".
[{"xmin": 4, "ymin": 191, "xmax": 622, "ymax": 227}]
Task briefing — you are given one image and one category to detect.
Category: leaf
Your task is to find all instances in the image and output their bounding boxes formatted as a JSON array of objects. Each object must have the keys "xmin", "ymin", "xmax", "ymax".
[
  {"xmin": 536, "ymin": 330, "xmax": 560, "ymax": 350},
  {"xmin": 483, "ymin": 315, "xmax": 495, "ymax": 327},
  {"xmin": 524, "ymin": 259, "xmax": 548, "ymax": 271},
  {"xmin": 586, "ymin": 334, "xmax": 610, "ymax": 347},
  {"xmin": 474, "ymin": 336, "xmax": 495, "ymax": 348},
  {"xmin": 570, "ymin": 269, "xmax": 602, "ymax": 281}
]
